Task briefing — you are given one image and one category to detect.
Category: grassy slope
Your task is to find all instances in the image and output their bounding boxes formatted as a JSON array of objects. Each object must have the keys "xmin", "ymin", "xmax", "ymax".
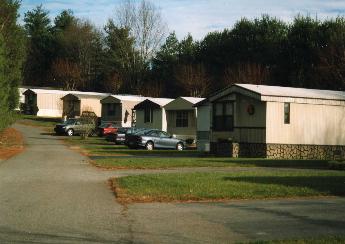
[{"xmin": 114, "ymin": 170, "xmax": 345, "ymax": 202}]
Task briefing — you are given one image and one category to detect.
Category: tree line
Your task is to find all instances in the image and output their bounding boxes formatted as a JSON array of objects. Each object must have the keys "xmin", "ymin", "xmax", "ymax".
[
  {"xmin": 0, "ymin": 0, "xmax": 25, "ymax": 130},
  {"xmin": 155, "ymin": 15, "xmax": 345, "ymax": 97},
  {"xmin": 2, "ymin": 0, "xmax": 345, "ymax": 122}
]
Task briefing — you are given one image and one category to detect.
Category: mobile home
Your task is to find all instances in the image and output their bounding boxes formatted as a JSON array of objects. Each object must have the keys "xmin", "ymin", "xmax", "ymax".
[
  {"xmin": 200, "ymin": 84, "xmax": 345, "ymax": 159},
  {"xmin": 61, "ymin": 92, "xmax": 110, "ymax": 118},
  {"xmin": 23, "ymin": 88, "xmax": 70, "ymax": 117},
  {"xmin": 134, "ymin": 98, "xmax": 173, "ymax": 131},
  {"xmin": 164, "ymin": 97, "xmax": 205, "ymax": 141},
  {"xmin": 101, "ymin": 95, "xmax": 147, "ymax": 127}
]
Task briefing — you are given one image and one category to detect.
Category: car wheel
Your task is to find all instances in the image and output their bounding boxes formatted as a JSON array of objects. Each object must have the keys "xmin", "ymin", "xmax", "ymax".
[
  {"xmin": 176, "ymin": 142, "xmax": 184, "ymax": 151},
  {"xmin": 146, "ymin": 141, "xmax": 154, "ymax": 151},
  {"xmin": 66, "ymin": 129, "xmax": 74, "ymax": 136}
]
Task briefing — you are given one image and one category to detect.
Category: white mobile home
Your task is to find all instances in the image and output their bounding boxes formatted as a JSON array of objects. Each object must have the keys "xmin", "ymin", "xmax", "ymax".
[
  {"xmin": 134, "ymin": 98, "xmax": 173, "ymax": 131},
  {"xmin": 200, "ymin": 84, "xmax": 345, "ymax": 159},
  {"xmin": 61, "ymin": 92, "xmax": 110, "ymax": 118},
  {"xmin": 23, "ymin": 88, "xmax": 71, "ymax": 117},
  {"xmin": 164, "ymin": 97, "xmax": 205, "ymax": 141},
  {"xmin": 101, "ymin": 95, "xmax": 147, "ymax": 127}
]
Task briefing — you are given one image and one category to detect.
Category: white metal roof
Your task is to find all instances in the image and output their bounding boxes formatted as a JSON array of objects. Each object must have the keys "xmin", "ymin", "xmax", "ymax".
[
  {"xmin": 108, "ymin": 94, "xmax": 148, "ymax": 102},
  {"xmin": 180, "ymin": 97, "xmax": 205, "ymax": 104},
  {"xmin": 237, "ymin": 84, "xmax": 345, "ymax": 101},
  {"xmin": 147, "ymin": 98, "xmax": 174, "ymax": 107},
  {"xmin": 24, "ymin": 88, "xmax": 110, "ymax": 96},
  {"xmin": 23, "ymin": 88, "xmax": 71, "ymax": 95},
  {"xmin": 24, "ymin": 88, "xmax": 115, "ymax": 101}
]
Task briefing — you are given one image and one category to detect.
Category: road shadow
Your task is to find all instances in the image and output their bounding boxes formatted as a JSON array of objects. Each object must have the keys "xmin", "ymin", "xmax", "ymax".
[
  {"xmin": 223, "ymin": 175, "xmax": 345, "ymax": 196},
  {"xmin": 0, "ymin": 226, "xmax": 131, "ymax": 244},
  {"xmin": 209, "ymin": 159, "xmax": 329, "ymax": 169}
]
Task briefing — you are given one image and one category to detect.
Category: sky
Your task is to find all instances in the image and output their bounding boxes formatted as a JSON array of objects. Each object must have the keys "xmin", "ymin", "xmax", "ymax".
[{"xmin": 20, "ymin": 0, "xmax": 345, "ymax": 40}]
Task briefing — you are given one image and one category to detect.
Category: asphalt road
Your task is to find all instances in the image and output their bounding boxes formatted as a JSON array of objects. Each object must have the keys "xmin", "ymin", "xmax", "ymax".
[{"xmin": 0, "ymin": 124, "xmax": 344, "ymax": 243}]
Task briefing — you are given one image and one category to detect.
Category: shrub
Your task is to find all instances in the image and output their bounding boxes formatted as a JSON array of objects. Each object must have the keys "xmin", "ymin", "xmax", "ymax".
[
  {"xmin": 79, "ymin": 112, "xmax": 97, "ymax": 139},
  {"xmin": 185, "ymin": 138, "xmax": 195, "ymax": 145},
  {"xmin": 0, "ymin": 111, "xmax": 19, "ymax": 132},
  {"xmin": 328, "ymin": 161, "xmax": 345, "ymax": 171}
]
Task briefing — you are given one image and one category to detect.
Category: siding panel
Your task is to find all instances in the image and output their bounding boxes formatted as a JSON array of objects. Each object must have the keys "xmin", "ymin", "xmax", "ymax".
[{"xmin": 266, "ymin": 102, "xmax": 345, "ymax": 145}]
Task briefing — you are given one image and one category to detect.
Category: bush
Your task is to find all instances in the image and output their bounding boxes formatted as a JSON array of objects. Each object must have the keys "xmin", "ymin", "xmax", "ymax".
[
  {"xmin": 185, "ymin": 138, "xmax": 195, "ymax": 145},
  {"xmin": 79, "ymin": 112, "xmax": 97, "ymax": 140},
  {"xmin": 0, "ymin": 111, "xmax": 19, "ymax": 132},
  {"xmin": 328, "ymin": 161, "xmax": 345, "ymax": 171}
]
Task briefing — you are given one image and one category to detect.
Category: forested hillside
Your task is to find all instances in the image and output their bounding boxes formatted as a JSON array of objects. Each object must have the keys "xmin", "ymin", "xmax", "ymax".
[
  {"xmin": 22, "ymin": 3, "xmax": 345, "ymax": 98},
  {"xmin": 2, "ymin": 0, "xmax": 345, "ymax": 127}
]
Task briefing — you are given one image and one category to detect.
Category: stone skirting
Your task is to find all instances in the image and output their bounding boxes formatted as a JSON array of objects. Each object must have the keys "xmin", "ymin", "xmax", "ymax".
[
  {"xmin": 266, "ymin": 143, "xmax": 345, "ymax": 160},
  {"xmin": 211, "ymin": 142, "xmax": 345, "ymax": 160}
]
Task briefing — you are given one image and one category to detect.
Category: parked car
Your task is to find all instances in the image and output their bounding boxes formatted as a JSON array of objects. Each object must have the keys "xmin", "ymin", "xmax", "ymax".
[
  {"xmin": 98, "ymin": 122, "xmax": 118, "ymax": 136},
  {"xmin": 54, "ymin": 118, "xmax": 96, "ymax": 136},
  {"xmin": 125, "ymin": 129, "xmax": 185, "ymax": 150},
  {"xmin": 106, "ymin": 127, "xmax": 147, "ymax": 144}
]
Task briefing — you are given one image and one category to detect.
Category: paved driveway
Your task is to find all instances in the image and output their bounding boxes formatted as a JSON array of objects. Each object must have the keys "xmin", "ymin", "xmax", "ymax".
[{"xmin": 0, "ymin": 124, "xmax": 344, "ymax": 243}]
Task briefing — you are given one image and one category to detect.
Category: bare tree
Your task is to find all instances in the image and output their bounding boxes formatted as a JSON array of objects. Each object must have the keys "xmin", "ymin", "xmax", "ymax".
[
  {"xmin": 115, "ymin": 0, "xmax": 167, "ymax": 62},
  {"xmin": 116, "ymin": 0, "xmax": 135, "ymax": 30},
  {"xmin": 103, "ymin": 71, "xmax": 123, "ymax": 94},
  {"xmin": 223, "ymin": 62, "xmax": 269, "ymax": 85},
  {"xmin": 51, "ymin": 58, "xmax": 83, "ymax": 90},
  {"xmin": 175, "ymin": 63, "xmax": 210, "ymax": 97}
]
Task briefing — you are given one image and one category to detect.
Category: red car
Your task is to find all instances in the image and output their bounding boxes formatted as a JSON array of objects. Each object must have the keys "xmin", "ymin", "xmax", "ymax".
[{"xmin": 98, "ymin": 123, "xmax": 118, "ymax": 136}]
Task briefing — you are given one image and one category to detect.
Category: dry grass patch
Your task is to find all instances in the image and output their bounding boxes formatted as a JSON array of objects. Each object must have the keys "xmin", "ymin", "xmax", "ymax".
[{"xmin": 0, "ymin": 128, "xmax": 24, "ymax": 160}]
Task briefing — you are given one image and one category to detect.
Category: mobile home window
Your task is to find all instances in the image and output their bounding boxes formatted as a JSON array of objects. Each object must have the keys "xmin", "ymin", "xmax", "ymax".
[
  {"xmin": 213, "ymin": 102, "xmax": 234, "ymax": 131},
  {"xmin": 284, "ymin": 103, "xmax": 290, "ymax": 124},
  {"xmin": 176, "ymin": 111, "xmax": 189, "ymax": 127},
  {"xmin": 144, "ymin": 108, "xmax": 153, "ymax": 123}
]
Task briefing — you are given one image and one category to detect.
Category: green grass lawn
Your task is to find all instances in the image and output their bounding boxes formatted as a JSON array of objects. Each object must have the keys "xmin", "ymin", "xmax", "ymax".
[
  {"xmin": 64, "ymin": 135, "xmax": 332, "ymax": 169},
  {"xmin": 18, "ymin": 119, "xmax": 338, "ymax": 171},
  {"xmin": 248, "ymin": 236, "xmax": 345, "ymax": 244},
  {"xmin": 94, "ymin": 157, "xmax": 330, "ymax": 169},
  {"xmin": 112, "ymin": 170, "xmax": 345, "ymax": 202},
  {"xmin": 65, "ymin": 136, "xmax": 332, "ymax": 169},
  {"xmin": 65, "ymin": 135, "xmax": 200, "ymax": 156}
]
